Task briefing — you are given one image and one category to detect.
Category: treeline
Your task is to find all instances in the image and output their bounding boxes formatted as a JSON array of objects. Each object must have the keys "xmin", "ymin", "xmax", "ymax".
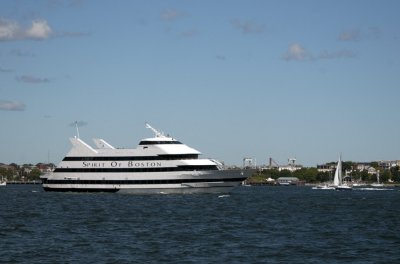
[
  {"xmin": 248, "ymin": 166, "xmax": 400, "ymax": 184},
  {"xmin": 0, "ymin": 163, "xmax": 54, "ymax": 182}
]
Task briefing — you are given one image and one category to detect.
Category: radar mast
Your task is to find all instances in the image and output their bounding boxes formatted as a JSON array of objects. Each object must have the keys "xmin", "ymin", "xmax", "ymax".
[
  {"xmin": 75, "ymin": 121, "xmax": 80, "ymax": 139},
  {"xmin": 145, "ymin": 123, "xmax": 165, "ymax": 138}
]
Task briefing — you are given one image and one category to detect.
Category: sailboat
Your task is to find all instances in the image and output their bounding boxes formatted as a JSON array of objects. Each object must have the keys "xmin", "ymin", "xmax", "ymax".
[{"xmin": 333, "ymin": 155, "xmax": 352, "ymax": 191}]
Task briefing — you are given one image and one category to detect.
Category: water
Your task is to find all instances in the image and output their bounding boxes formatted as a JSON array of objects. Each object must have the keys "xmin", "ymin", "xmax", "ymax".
[{"xmin": 1, "ymin": 185, "xmax": 399, "ymax": 264}]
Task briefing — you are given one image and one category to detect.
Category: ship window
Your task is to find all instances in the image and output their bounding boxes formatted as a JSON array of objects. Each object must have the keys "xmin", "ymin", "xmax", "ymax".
[
  {"xmin": 139, "ymin": 141, "xmax": 182, "ymax": 145},
  {"xmin": 62, "ymin": 154, "xmax": 198, "ymax": 161}
]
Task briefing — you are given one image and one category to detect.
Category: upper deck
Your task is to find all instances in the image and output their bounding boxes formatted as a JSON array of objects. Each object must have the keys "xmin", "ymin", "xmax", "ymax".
[{"xmin": 64, "ymin": 124, "xmax": 201, "ymax": 158}]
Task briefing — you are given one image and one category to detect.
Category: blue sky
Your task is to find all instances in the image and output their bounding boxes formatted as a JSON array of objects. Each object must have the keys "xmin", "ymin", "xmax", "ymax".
[{"xmin": 1, "ymin": 0, "xmax": 399, "ymax": 167}]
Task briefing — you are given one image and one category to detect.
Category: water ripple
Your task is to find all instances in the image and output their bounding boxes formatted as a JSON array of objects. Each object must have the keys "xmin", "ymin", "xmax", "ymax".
[{"xmin": 0, "ymin": 185, "xmax": 399, "ymax": 263}]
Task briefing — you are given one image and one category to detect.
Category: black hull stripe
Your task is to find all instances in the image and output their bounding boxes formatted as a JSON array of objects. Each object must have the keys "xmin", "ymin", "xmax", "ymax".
[
  {"xmin": 62, "ymin": 154, "xmax": 198, "ymax": 161},
  {"xmin": 138, "ymin": 140, "xmax": 182, "ymax": 145},
  {"xmin": 42, "ymin": 177, "xmax": 247, "ymax": 185},
  {"xmin": 43, "ymin": 187, "xmax": 119, "ymax": 193},
  {"xmin": 42, "ymin": 185, "xmax": 236, "ymax": 193},
  {"xmin": 54, "ymin": 165, "xmax": 218, "ymax": 173}
]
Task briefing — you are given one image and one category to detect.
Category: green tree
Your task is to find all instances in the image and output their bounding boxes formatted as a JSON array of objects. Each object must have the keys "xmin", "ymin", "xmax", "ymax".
[
  {"xmin": 379, "ymin": 170, "xmax": 390, "ymax": 183},
  {"xmin": 279, "ymin": 169, "xmax": 292, "ymax": 178},
  {"xmin": 370, "ymin": 162, "xmax": 379, "ymax": 168},
  {"xmin": 0, "ymin": 167, "xmax": 15, "ymax": 181},
  {"xmin": 27, "ymin": 168, "xmax": 42, "ymax": 181},
  {"xmin": 293, "ymin": 168, "xmax": 319, "ymax": 182},
  {"xmin": 342, "ymin": 161, "xmax": 353, "ymax": 172},
  {"xmin": 390, "ymin": 166, "xmax": 400, "ymax": 182},
  {"xmin": 261, "ymin": 168, "xmax": 281, "ymax": 180},
  {"xmin": 316, "ymin": 171, "xmax": 332, "ymax": 182},
  {"xmin": 358, "ymin": 170, "xmax": 368, "ymax": 182}
]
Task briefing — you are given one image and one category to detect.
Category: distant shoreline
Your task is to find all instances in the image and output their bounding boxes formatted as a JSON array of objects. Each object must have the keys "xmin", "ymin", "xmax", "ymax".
[{"xmin": 4, "ymin": 181, "xmax": 41, "ymax": 185}]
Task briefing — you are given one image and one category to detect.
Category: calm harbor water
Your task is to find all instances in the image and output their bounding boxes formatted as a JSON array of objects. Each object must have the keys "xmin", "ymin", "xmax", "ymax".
[{"xmin": 1, "ymin": 185, "xmax": 399, "ymax": 264}]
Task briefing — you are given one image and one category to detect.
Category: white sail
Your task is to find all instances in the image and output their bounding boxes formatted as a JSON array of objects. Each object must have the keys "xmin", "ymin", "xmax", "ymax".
[
  {"xmin": 333, "ymin": 156, "xmax": 341, "ymax": 187},
  {"xmin": 333, "ymin": 155, "xmax": 352, "ymax": 190}
]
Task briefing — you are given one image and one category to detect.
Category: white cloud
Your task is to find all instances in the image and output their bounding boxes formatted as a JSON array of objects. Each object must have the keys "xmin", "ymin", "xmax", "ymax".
[
  {"xmin": 338, "ymin": 27, "xmax": 382, "ymax": 42},
  {"xmin": 283, "ymin": 44, "xmax": 356, "ymax": 62},
  {"xmin": 25, "ymin": 20, "xmax": 52, "ymax": 40},
  {"xmin": 367, "ymin": 27, "xmax": 382, "ymax": 40},
  {"xmin": 179, "ymin": 29, "xmax": 199, "ymax": 38},
  {"xmin": 9, "ymin": 49, "xmax": 35, "ymax": 57},
  {"xmin": 338, "ymin": 29, "xmax": 361, "ymax": 41},
  {"xmin": 0, "ymin": 18, "xmax": 19, "ymax": 41},
  {"xmin": 16, "ymin": 75, "xmax": 50, "ymax": 84},
  {"xmin": 0, "ymin": 18, "xmax": 52, "ymax": 41},
  {"xmin": 319, "ymin": 50, "xmax": 356, "ymax": 60},
  {"xmin": 54, "ymin": 31, "xmax": 91, "ymax": 38},
  {"xmin": 0, "ymin": 66, "xmax": 13, "ymax": 73},
  {"xmin": 0, "ymin": 100, "xmax": 26, "ymax": 111},
  {"xmin": 283, "ymin": 43, "xmax": 311, "ymax": 61},
  {"xmin": 231, "ymin": 19, "xmax": 265, "ymax": 34},
  {"xmin": 160, "ymin": 9, "xmax": 184, "ymax": 22}
]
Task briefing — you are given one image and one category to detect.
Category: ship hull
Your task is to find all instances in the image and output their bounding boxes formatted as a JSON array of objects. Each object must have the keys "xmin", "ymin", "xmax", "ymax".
[{"xmin": 41, "ymin": 169, "xmax": 254, "ymax": 194}]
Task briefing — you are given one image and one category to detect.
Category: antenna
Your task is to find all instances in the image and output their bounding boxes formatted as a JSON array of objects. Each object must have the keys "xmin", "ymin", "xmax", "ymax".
[
  {"xmin": 75, "ymin": 121, "xmax": 80, "ymax": 139},
  {"xmin": 145, "ymin": 123, "xmax": 165, "ymax": 138}
]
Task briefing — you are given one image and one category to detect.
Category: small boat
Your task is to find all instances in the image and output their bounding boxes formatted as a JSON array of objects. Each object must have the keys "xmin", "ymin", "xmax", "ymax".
[
  {"xmin": 352, "ymin": 182, "xmax": 366, "ymax": 187},
  {"xmin": 312, "ymin": 184, "xmax": 335, "ymax": 190},
  {"xmin": 0, "ymin": 177, "xmax": 6, "ymax": 186},
  {"xmin": 335, "ymin": 184, "xmax": 352, "ymax": 191},
  {"xmin": 333, "ymin": 155, "xmax": 352, "ymax": 191}
]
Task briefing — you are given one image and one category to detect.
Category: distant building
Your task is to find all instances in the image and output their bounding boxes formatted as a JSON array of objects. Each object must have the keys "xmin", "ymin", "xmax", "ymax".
[
  {"xmin": 317, "ymin": 164, "xmax": 335, "ymax": 172},
  {"xmin": 36, "ymin": 163, "xmax": 54, "ymax": 173},
  {"xmin": 0, "ymin": 163, "xmax": 17, "ymax": 171},
  {"xmin": 278, "ymin": 164, "xmax": 302, "ymax": 172},
  {"xmin": 356, "ymin": 162, "xmax": 371, "ymax": 171},
  {"xmin": 379, "ymin": 160, "xmax": 399, "ymax": 169},
  {"xmin": 261, "ymin": 158, "xmax": 303, "ymax": 172},
  {"xmin": 368, "ymin": 167, "xmax": 377, "ymax": 175},
  {"xmin": 277, "ymin": 177, "xmax": 299, "ymax": 185}
]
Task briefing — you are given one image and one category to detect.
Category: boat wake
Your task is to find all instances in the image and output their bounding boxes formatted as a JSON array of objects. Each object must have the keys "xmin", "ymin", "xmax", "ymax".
[{"xmin": 356, "ymin": 187, "xmax": 394, "ymax": 191}]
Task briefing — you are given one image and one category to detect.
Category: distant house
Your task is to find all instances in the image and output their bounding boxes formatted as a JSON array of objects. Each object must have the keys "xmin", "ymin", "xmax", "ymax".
[
  {"xmin": 36, "ymin": 163, "xmax": 54, "ymax": 173},
  {"xmin": 368, "ymin": 167, "xmax": 377, "ymax": 175},
  {"xmin": 378, "ymin": 160, "xmax": 400, "ymax": 169},
  {"xmin": 317, "ymin": 164, "xmax": 335, "ymax": 172},
  {"xmin": 356, "ymin": 163, "xmax": 371, "ymax": 171},
  {"xmin": 0, "ymin": 163, "xmax": 17, "ymax": 171}
]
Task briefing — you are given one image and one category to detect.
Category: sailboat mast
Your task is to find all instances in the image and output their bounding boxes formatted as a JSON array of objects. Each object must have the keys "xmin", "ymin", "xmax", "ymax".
[{"xmin": 338, "ymin": 155, "xmax": 342, "ymax": 185}]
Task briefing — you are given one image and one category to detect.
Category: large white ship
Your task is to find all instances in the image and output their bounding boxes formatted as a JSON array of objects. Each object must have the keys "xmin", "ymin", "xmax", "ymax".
[{"xmin": 41, "ymin": 124, "xmax": 253, "ymax": 194}]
